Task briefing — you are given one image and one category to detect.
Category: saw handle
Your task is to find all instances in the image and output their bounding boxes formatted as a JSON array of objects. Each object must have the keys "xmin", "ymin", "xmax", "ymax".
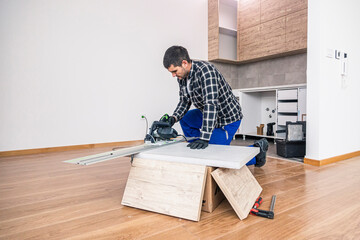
[{"xmin": 152, "ymin": 121, "xmax": 171, "ymax": 128}]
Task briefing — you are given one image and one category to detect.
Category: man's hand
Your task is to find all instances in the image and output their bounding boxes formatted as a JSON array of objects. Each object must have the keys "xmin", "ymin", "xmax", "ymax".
[
  {"xmin": 187, "ymin": 139, "xmax": 209, "ymax": 149},
  {"xmin": 160, "ymin": 114, "xmax": 176, "ymax": 127}
]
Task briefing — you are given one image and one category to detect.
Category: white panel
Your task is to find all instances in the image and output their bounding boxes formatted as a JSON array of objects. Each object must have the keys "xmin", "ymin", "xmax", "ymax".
[
  {"xmin": 298, "ymin": 88, "xmax": 307, "ymax": 121},
  {"xmin": 239, "ymin": 91, "xmax": 276, "ymax": 136},
  {"xmin": 219, "ymin": 33, "xmax": 237, "ymax": 60},
  {"xmin": 307, "ymin": 0, "xmax": 360, "ymax": 160},
  {"xmin": 278, "ymin": 102, "xmax": 298, "ymax": 112},
  {"xmin": 219, "ymin": 1, "xmax": 237, "ymax": 30},
  {"xmin": 278, "ymin": 89, "xmax": 298, "ymax": 100},
  {"xmin": 239, "ymin": 92, "xmax": 263, "ymax": 134},
  {"xmin": 136, "ymin": 143, "xmax": 259, "ymax": 169}
]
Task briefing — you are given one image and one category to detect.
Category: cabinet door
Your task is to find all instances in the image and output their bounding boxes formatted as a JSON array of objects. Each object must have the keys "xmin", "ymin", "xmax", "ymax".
[
  {"xmin": 260, "ymin": 0, "xmax": 286, "ymax": 23},
  {"xmin": 285, "ymin": 8, "xmax": 307, "ymax": 52},
  {"xmin": 238, "ymin": 0, "xmax": 260, "ymax": 31},
  {"xmin": 238, "ymin": 25, "xmax": 262, "ymax": 61},
  {"xmin": 286, "ymin": 0, "xmax": 307, "ymax": 15},
  {"xmin": 260, "ymin": 17, "xmax": 286, "ymax": 57}
]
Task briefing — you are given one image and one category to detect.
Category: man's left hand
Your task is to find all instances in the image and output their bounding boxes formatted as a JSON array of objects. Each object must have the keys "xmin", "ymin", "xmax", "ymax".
[{"xmin": 187, "ymin": 139, "xmax": 209, "ymax": 149}]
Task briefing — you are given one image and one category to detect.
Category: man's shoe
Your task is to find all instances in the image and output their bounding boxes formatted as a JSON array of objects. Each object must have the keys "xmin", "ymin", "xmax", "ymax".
[{"xmin": 254, "ymin": 138, "xmax": 269, "ymax": 167}]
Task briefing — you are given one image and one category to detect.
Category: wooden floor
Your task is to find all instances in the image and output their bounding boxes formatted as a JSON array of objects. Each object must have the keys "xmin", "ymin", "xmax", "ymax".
[{"xmin": 1, "ymin": 147, "xmax": 360, "ymax": 240}]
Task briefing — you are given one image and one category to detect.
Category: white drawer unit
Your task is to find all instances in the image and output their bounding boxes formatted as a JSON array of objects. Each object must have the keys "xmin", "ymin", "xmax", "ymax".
[
  {"xmin": 278, "ymin": 115, "xmax": 298, "ymax": 125},
  {"xmin": 235, "ymin": 84, "xmax": 306, "ymax": 140},
  {"xmin": 278, "ymin": 102, "xmax": 298, "ymax": 113},
  {"xmin": 277, "ymin": 89, "xmax": 298, "ymax": 100}
]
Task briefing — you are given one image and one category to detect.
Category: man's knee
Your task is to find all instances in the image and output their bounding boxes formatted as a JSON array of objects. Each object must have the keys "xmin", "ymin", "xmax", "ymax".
[{"xmin": 180, "ymin": 109, "xmax": 202, "ymax": 129}]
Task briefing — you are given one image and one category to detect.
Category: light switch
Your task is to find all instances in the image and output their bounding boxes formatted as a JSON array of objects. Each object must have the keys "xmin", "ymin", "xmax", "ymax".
[
  {"xmin": 326, "ymin": 48, "xmax": 333, "ymax": 58},
  {"xmin": 335, "ymin": 50, "xmax": 341, "ymax": 59}
]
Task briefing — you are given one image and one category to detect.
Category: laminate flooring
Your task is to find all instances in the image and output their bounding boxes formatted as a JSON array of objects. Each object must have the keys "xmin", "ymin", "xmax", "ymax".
[{"xmin": 1, "ymin": 145, "xmax": 359, "ymax": 239}]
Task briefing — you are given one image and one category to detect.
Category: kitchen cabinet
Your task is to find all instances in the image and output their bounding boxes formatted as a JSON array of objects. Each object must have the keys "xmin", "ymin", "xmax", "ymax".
[
  {"xmin": 208, "ymin": 0, "xmax": 307, "ymax": 63},
  {"xmin": 233, "ymin": 84, "xmax": 306, "ymax": 140},
  {"xmin": 276, "ymin": 88, "xmax": 307, "ymax": 139},
  {"xmin": 208, "ymin": 0, "xmax": 238, "ymax": 62}
]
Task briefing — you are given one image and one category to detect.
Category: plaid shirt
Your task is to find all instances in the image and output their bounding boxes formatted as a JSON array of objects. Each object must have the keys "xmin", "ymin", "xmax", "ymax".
[{"xmin": 172, "ymin": 60, "xmax": 243, "ymax": 141}]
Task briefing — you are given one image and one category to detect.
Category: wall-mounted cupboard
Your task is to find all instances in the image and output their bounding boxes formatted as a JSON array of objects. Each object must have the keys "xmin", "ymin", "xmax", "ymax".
[{"xmin": 208, "ymin": 0, "xmax": 307, "ymax": 63}]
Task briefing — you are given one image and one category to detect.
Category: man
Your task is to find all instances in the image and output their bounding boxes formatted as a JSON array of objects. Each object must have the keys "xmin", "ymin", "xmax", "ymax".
[{"xmin": 161, "ymin": 45, "xmax": 268, "ymax": 167}]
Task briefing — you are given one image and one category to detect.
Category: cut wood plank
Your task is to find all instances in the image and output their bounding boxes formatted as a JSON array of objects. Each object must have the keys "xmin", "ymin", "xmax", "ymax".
[
  {"xmin": 121, "ymin": 158, "xmax": 207, "ymax": 221},
  {"xmin": 136, "ymin": 143, "xmax": 259, "ymax": 169},
  {"xmin": 211, "ymin": 166, "xmax": 262, "ymax": 220},
  {"xmin": 64, "ymin": 138, "xmax": 190, "ymax": 165}
]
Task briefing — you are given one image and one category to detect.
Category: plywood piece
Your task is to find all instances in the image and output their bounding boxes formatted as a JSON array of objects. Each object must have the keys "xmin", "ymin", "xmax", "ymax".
[
  {"xmin": 211, "ymin": 166, "xmax": 262, "ymax": 220},
  {"xmin": 136, "ymin": 143, "xmax": 259, "ymax": 169},
  {"xmin": 121, "ymin": 158, "xmax": 207, "ymax": 221}
]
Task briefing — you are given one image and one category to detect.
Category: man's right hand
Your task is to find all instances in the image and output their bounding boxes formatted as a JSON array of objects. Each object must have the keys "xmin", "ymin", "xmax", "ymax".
[{"xmin": 160, "ymin": 114, "xmax": 176, "ymax": 127}]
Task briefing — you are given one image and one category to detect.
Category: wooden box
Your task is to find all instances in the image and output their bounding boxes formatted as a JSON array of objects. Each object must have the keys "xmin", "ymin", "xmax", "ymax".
[{"xmin": 202, "ymin": 167, "xmax": 225, "ymax": 213}]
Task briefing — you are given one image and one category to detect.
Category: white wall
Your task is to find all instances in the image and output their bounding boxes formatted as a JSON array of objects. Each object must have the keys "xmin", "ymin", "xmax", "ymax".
[
  {"xmin": 306, "ymin": 0, "xmax": 360, "ymax": 160},
  {"xmin": 0, "ymin": 0, "xmax": 208, "ymax": 151}
]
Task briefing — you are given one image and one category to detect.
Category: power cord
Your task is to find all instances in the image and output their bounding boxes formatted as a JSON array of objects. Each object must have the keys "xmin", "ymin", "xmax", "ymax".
[
  {"xmin": 112, "ymin": 115, "xmax": 149, "ymax": 150},
  {"xmin": 179, "ymin": 134, "xmax": 188, "ymax": 141},
  {"xmin": 141, "ymin": 115, "xmax": 148, "ymax": 136}
]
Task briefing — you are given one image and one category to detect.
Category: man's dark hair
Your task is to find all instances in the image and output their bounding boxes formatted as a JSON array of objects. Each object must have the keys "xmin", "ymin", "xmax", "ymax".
[{"xmin": 163, "ymin": 46, "xmax": 191, "ymax": 68}]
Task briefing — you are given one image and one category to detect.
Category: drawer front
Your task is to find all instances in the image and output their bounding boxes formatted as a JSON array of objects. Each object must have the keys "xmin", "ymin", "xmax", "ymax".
[
  {"xmin": 278, "ymin": 115, "xmax": 298, "ymax": 125},
  {"xmin": 278, "ymin": 102, "xmax": 298, "ymax": 112},
  {"xmin": 278, "ymin": 89, "xmax": 298, "ymax": 100}
]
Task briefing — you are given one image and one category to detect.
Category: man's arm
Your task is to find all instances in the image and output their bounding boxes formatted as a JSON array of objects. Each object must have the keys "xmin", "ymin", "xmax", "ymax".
[{"xmin": 172, "ymin": 84, "xmax": 191, "ymax": 122}]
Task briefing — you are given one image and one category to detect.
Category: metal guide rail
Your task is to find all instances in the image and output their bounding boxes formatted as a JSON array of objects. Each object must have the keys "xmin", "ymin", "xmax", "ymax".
[{"xmin": 64, "ymin": 137, "xmax": 192, "ymax": 166}]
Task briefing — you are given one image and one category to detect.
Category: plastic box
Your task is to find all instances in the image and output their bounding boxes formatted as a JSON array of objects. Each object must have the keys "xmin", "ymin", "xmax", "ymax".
[{"xmin": 276, "ymin": 140, "xmax": 306, "ymax": 158}]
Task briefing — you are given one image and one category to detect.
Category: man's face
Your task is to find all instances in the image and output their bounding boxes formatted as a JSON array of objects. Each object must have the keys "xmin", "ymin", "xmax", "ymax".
[{"xmin": 167, "ymin": 61, "xmax": 189, "ymax": 80}]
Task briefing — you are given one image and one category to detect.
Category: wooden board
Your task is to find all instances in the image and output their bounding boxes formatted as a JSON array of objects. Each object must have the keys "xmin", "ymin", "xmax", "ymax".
[
  {"xmin": 211, "ymin": 166, "xmax": 262, "ymax": 220},
  {"xmin": 121, "ymin": 158, "xmax": 207, "ymax": 221},
  {"xmin": 202, "ymin": 167, "xmax": 225, "ymax": 213},
  {"xmin": 136, "ymin": 143, "xmax": 259, "ymax": 169}
]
